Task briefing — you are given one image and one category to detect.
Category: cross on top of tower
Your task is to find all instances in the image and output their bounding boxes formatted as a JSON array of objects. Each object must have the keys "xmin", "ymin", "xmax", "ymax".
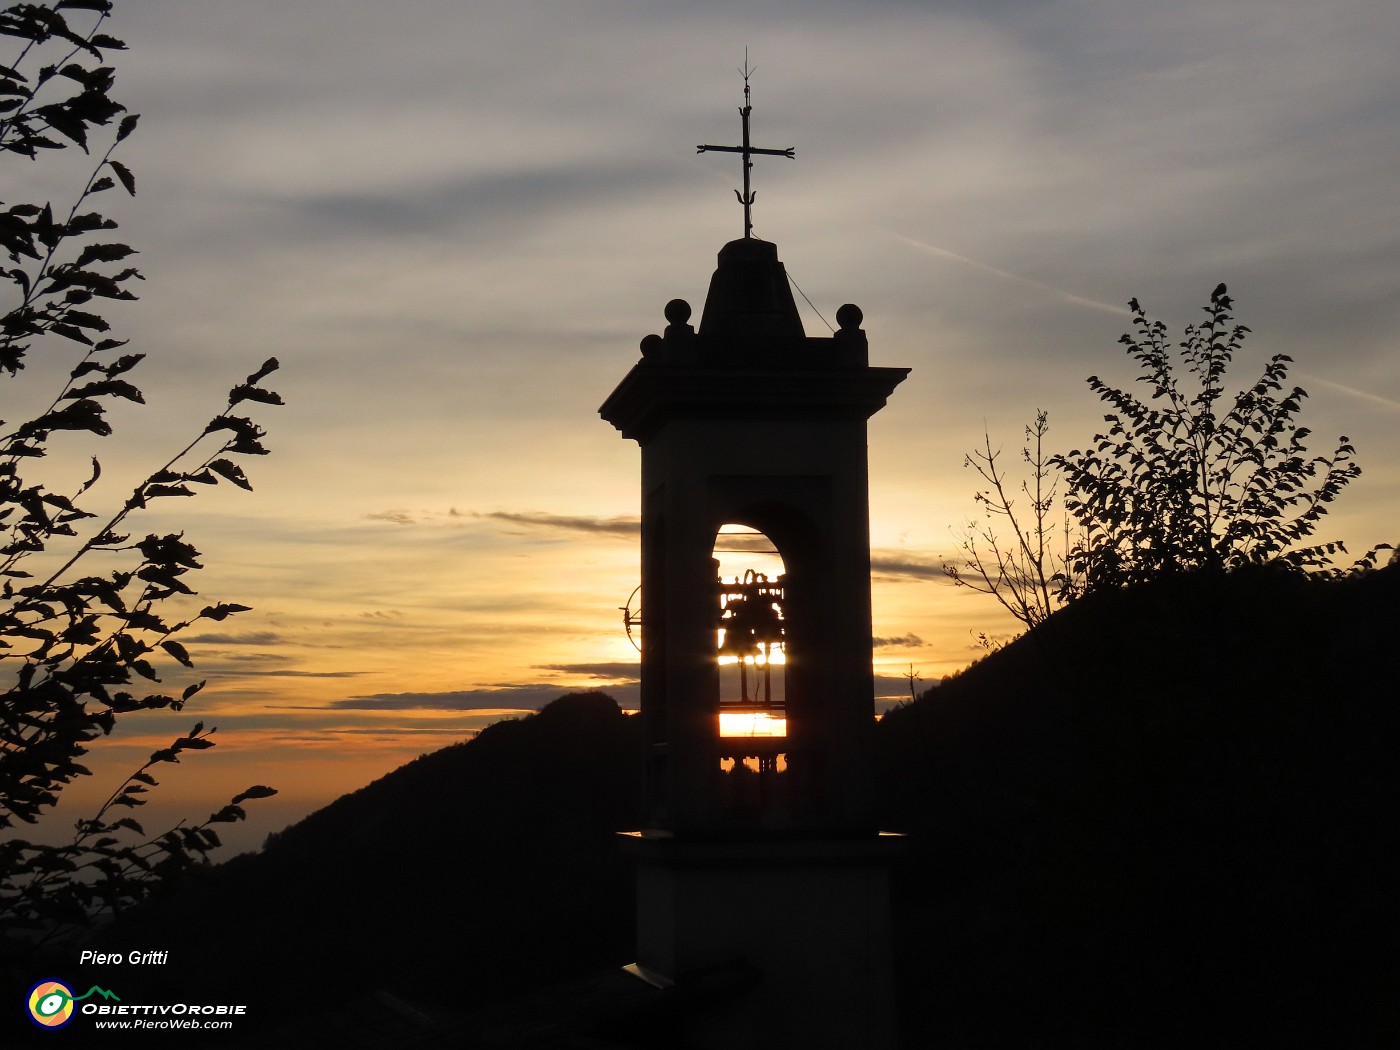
[{"xmin": 697, "ymin": 55, "xmax": 795, "ymax": 239}]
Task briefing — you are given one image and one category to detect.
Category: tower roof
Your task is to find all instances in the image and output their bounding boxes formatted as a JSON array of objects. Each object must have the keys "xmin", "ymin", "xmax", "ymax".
[{"xmin": 697, "ymin": 238, "xmax": 805, "ymax": 347}]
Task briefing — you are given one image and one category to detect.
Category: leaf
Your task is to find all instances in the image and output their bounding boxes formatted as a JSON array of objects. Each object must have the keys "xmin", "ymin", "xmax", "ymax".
[
  {"xmin": 59, "ymin": 309, "xmax": 111, "ymax": 332},
  {"xmin": 207, "ymin": 458, "xmax": 251, "ymax": 490},
  {"xmin": 115, "ymin": 113, "xmax": 138, "ymax": 142},
  {"xmin": 8, "ymin": 264, "xmax": 32, "ymax": 298},
  {"xmin": 227, "ymin": 383, "xmax": 284, "ymax": 407},
  {"xmin": 34, "ymin": 102, "xmax": 89, "ymax": 150},
  {"xmin": 246, "ymin": 357, "xmax": 280, "ymax": 385},
  {"xmin": 143, "ymin": 483, "xmax": 194, "ymax": 499},
  {"xmin": 68, "ymin": 211, "xmax": 118, "ymax": 236},
  {"xmin": 137, "ymin": 534, "xmax": 203, "ymax": 568},
  {"xmin": 104, "ymin": 352, "xmax": 143, "ymax": 375},
  {"xmin": 48, "ymin": 321, "xmax": 94, "ymax": 345},
  {"xmin": 66, "ymin": 379, "xmax": 143, "ymax": 402},
  {"xmin": 161, "ymin": 640, "xmax": 192, "ymax": 667},
  {"xmin": 74, "ymin": 242, "xmax": 136, "ymax": 268},
  {"xmin": 230, "ymin": 785, "xmax": 278, "ymax": 805},
  {"xmin": 30, "ymin": 399, "xmax": 111, "ymax": 436},
  {"xmin": 122, "ymin": 608, "xmax": 168, "ymax": 632},
  {"xmin": 199, "ymin": 603, "xmax": 251, "ymax": 622},
  {"xmin": 107, "ymin": 158, "xmax": 135, "ymax": 195},
  {"xmin": 77, "ymin": 455, "xmax": 101, "ymax": 494}
]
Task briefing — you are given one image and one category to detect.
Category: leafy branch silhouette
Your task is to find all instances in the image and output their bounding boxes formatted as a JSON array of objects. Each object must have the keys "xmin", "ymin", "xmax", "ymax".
[
  {"xmin": 1053, "ymin": 284, "xmax": 1383, "ymax": 594},
  {"xmin": 948, "ymin": 285, "xmax": 1390, "ymax": 639},
  {"xmin": 1, "ymin": 0, "xmax": 280, "ymax": 954},
  {"xmin": 944, "ymin": 409, "xmax": 1080, "ymax": 635}
]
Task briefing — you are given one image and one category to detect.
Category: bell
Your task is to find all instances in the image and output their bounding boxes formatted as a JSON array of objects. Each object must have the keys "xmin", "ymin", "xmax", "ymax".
[{"xmin": 717, "ymin": 570, "xmax": 785, "ymax": 705}]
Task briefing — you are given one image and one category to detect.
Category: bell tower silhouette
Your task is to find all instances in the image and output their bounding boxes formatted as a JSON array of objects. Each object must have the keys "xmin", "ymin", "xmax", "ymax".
[{"xmin": 600, "ymin": 73, "xmax": 908, "ymax": 1049}]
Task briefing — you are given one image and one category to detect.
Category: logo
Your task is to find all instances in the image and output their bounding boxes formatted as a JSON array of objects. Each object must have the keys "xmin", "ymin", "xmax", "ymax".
[{"xmin": 26, "ymin": 981, "xmax": 120, "ymax": 1030}]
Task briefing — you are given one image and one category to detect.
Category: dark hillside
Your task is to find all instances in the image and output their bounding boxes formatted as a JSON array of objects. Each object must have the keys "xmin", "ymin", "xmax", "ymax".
[
  {"xmin": 879, "ymin": 563, "xmax": 1400, "ymax": 1048},
  {"xmin": 93, "ymin": 692, "xmax": 642, "ymax": 1034}
]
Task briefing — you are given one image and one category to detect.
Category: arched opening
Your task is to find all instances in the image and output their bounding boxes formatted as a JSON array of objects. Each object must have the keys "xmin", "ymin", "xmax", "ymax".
[
  {"xmin": 712, "ymin": 523, "xmax": 790, "ymax": 824},
  {"xmin": 714, "ymin": 523, "xmax": 786, "ymax": 742}
]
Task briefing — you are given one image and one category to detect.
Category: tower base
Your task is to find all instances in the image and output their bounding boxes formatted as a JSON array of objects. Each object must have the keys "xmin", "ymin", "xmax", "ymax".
[{"xmin": 621, "ymin": 832, "xmax": 902, "ymax": 1050}]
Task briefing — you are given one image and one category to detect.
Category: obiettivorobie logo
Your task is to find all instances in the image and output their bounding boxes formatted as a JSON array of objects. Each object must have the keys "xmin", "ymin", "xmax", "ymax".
[
  {"xmin": 26, "ymin": 980, "xmax": 120, "ymax": 1030},
  {"xmin": 25, "ymin": 978, "xmax": 248, "ymax": 1032}
]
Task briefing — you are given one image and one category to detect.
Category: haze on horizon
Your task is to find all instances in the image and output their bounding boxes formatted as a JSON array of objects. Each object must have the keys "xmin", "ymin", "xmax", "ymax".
[{"xmin": 25, "ymin": 0, "xmax": 1400, "ymax": 851}]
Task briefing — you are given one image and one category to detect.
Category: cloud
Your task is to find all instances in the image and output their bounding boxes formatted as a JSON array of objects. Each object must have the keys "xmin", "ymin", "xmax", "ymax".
[
  {"xmin": 327, "ymin": 689, "xmax": 541, "ymax": 712},
  {"xmin": 874, "ymin": 671, "xmax": 923, "ymax": 704},
  {"xmin": 869, "ymin": 555, "xmax": 947, "ymax": 581},
  {"xmin": 184, "ymin": 631, "xmax": 284, "ymax": 646},
  {"xmin": 532, "ymin": 661, "xmax": 640, "ymax": 681},
  {"xmin": 291, "ymin": 159, "xmax": 683, "ymax": 243},
  {"xmin": 365, "ymin": 510, "xmax": 420, "ymax": 526},
  {"xmin": 713, "ymin": 531, "xmax": 779, "ymax": 553},
  {"xmin": 1298, "ymin": 373, "xmax": 1400, "ymax": 414},
  {"xmin": 327, "ymin": 684, "xmax": 636, "ymax": 712},
  {"xmin": 882, "ymin": 229, "xmax": 1130, "ymax": 317},
  {"xmin": 476, "ymin": 510, "xmax": 639, "ymax": 536},
  {"xmin": 358, "ymin": 508, "xmax": 640, "ymax": 537},
  {"xmin": 327, "ymin": 725, "xmax": 490, "ymax": 737},
  {"xmin": 873, "ymin": 633, "xmax": 926, "ymax": 648},
  {"xmin": 218, "ymin": 669, "xmax": 366, "ymax": 679}
]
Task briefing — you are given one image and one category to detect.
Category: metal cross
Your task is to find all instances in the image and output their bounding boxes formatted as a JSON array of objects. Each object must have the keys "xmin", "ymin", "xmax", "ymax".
[{"xmin": 697, "ymin": 58, "xmax": 794, "ymax": 239}]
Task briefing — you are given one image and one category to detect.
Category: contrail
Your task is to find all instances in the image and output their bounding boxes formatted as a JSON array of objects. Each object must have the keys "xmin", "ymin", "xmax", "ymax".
[
  {"xmin": 1298, "ymin": 373, "xmax": 1400, "ymax": 414},
  {"xmin": 879, "ymin": 228, "xmax": 1129, "ymax": 318}
]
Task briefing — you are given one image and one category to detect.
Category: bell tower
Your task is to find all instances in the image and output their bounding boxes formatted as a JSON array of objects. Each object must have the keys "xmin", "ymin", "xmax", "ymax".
[
  {"xmin": 600, "ymin": 75, "xmax": 908, "ymax": 1048},
  {"xmin": 604, "ymin": 244, "xmax": 908, "ymax": 838}
]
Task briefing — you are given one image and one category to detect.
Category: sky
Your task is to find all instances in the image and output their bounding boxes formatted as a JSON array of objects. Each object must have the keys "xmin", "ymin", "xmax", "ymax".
[{"xmin": 11, "ymin": 0, "xmax": 1400, "ymax": 853}]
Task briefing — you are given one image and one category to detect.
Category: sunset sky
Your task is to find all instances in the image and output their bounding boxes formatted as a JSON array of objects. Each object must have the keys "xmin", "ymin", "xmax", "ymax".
[{"xmin": 18, "ymin": 0, "xmax": 1400, "ymax": 852}]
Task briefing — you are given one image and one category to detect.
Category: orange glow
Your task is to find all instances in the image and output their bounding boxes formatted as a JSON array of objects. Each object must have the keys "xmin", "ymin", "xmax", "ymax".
[
  {"xmin": 718, "ymin": 711, "xmax": 787, "ymax": 737},
  {"xmin": 716, "ymin": 649, "xmax": 786, "ymax": 666}
]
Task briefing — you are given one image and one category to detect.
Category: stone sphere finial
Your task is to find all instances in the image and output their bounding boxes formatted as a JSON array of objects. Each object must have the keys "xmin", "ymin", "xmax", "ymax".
[
  {"xmin": 836, "ymin": 303, "xmax": 863, "ymax": 331},
  {"xmin": 640, "ymin": 333, "xmax": 664, "ymax": 359},
  {"xmin": 664, "ymin": 298, "xmax": 692, "ymax": 326}
]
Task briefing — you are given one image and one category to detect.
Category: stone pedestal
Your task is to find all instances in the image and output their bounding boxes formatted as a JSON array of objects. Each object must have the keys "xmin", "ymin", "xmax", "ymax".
[{"xmin": 623, "ymin": 832, "xmax": 903, "ymax": 1050}]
